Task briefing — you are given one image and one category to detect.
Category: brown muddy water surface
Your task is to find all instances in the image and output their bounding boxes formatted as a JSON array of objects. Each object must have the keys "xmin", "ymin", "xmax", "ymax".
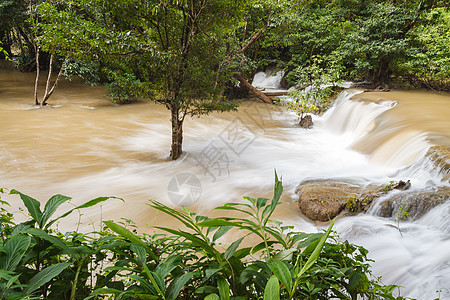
[{"xmin": 1, "ymin": 66, "xmax": 449, "ymax": 299}]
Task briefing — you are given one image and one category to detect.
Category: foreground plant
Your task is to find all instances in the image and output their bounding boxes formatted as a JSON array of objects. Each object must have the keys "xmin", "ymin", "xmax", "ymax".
[
  {"xmin": 1, "ymin": 176, "xmax": 408, "ymax": 299},
  {"xmin": 96, "ymin": 173, "xmax": 406, "ymax": 299},
  {"xmin": 0, "ymin": 189, "xmax": 118, "ymax": 299}
]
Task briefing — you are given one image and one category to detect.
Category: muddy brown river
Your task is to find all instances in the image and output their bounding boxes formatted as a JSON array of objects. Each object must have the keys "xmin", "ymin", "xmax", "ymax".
[{"xmin": 1, "ymin": 65, "xmax": 449, "ymax": 299}]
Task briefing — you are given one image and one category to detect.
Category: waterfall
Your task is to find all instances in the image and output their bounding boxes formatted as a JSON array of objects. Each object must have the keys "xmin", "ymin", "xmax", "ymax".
[{"xmin": 252, "ymin": 70, "xmax": 285, "ymax": 90}]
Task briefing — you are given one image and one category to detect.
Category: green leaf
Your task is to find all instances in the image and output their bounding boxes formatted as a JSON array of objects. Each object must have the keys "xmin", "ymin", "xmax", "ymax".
[
  {"xmin": 224, "ymin": 237, "xmax": 244, "ymax": 260},
  {"xmin": 348, "ymin": 272, "xmax": 363, "ymax": 291},
  {"xmin": 47, "ymin": 196, "xmax": 118, "ymax": 229},
  {"xmin": 0, "ymin": 269, "xmax": 15, "ymax": 281},
  {"xmin": 26, "ymin": 228, "xmax": 74, "ymax": 256},
  {"xmin": 268, "ymin": 260, "xmax": 292, "ymax": 292},
  {"xmin": 204, "ymin": 268, "xmax": 222, "ymax": 281},
  {"xmin": 256, "ymin": 197, "xmax": 269, "ymax": 209},
  {"xmin": 156, "ymin": 255, "xmax": 182, "ymax": 279},
  {"xmin": 10, "ymin": 190, "xmax": 42, "ymax": 225},
  {"xmin": 251, "ymin": 241, "xmax": 277, "ymax": 254},
  {"xmin": 212, "ymin": 226, "xmax": 233, "ymax": 242},
  {"xmin": 104, "ymin": 221, "xmax": 157, "ymax": 261},
  {"xmin": 24, "ymin": 262, "xmax": 70, "ymax": 294},
  {"xmin": 129, "ymin": 274, "xmax": 157, "ymax": 295},
  {"xmin": 155, "ymin": 227, "xmax": 217, "ymax": 258},
  {"xmin": 40, "ymin": 194, "xmax": 72, "ymax": 228},
  {"xmin": 197, "ymin": 219, "xmax": 237, "ymax": 228},
  {"xmin": 131, "ymin": 244, "xmax": 147, "ymax": 267},
  {"xmin": 217, "ymin": 276, "xmax": 230, "ymax": 300},
  {"xmin": 233, "ymin": 247, "xmax": 251, "ymax": 259},
  {"xmin": 272, "ymin": 248, "xmax": 296, "ymax": 261},
  {"xmin": 298, "ymin": 219, "xmax": 335, "ymax": 277},
  {"xmin": 166, "ymin": 272, "xmax": 196, "ymax": 300},
  {"xmin": 205, "ymin": 294, "xmax": 220, "ymax": 300},
  {"xmin": 263, "ymin": 275, "xmax": 280, "ymax": 300},
  {"xmin": 1, "ymin": 234, "xmax": 31, "ymax": 271}
]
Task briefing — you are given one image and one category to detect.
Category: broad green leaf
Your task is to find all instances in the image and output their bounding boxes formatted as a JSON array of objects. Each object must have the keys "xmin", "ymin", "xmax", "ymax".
[
  {"xmin": 256, "ymin": 197, "xmax": 269, "ymax": 209},
  {"xmin": 272, "ymin": 248, "xmax": 296, "ymax": 261},
  {"xmin": 10, "ymin": 190, "xmax": 42, "ymax": 224},
  {"xmin": 217, "ymin": 276, "xmax": 230, "ymax": 300},
  {"xmin": 166, "ymin": 272, "xmax": 196, "ymax": 300},
  {"xmin": 204, "ymin": 268, "xmax": 222, "ymax": 281},
  {"xmin": 268, "ymin": 260, "xmax": 292, "ymax": 292},
  {"xmin": 40, "ymin": 194, "xmax": 71, "ymax": 228},
  {"xmin": 205, "ymin": 294, "xmax": 220, "ymax": 300},
  {"xmin": 233, "ymin": 247, "xmax": 251, "ymax": 259},
  {"xmin": 1, "ymin": 234, "xmax": 31, "ymax": 271},
  {"xmin": 224, "ymin": 237, "xmax": 244, "ymax": 260},
  {"xmin": 24, "ymin": 262, "xmax": 70, "ymax": 294},
  {"xmin": 263, "ymin": 275, "xmax": 280, "ymax": 300}
]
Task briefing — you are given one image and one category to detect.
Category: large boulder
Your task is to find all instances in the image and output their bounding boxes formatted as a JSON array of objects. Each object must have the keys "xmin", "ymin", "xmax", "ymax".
[
  {"xmin": 296, "ymin": 180, "xmax": 368, "ymax": 222},
  {"xmin": 377, "ymin": 186, "xmax": 450, "ymax": 220},
  {"xmin": 296, "ymin": 179, "xmax": 411, "ymax": 222}
]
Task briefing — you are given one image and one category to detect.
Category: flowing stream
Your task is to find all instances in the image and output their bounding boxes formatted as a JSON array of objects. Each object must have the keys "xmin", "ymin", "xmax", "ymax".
[{"xmin": 1, "ymin": 66, "xmax": 449, "ymax": 299}]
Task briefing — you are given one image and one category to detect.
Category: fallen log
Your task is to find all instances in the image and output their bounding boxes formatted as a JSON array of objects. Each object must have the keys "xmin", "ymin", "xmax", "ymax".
[{"xmin": 233, "ymin": 74, "xmax": 273, "ymax": 104}]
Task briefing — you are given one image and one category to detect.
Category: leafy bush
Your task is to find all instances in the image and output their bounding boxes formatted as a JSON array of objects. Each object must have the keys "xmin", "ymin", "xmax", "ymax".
[{"xmin": 1, "ymin": 176, "xmax": 408, "ymax": 299}]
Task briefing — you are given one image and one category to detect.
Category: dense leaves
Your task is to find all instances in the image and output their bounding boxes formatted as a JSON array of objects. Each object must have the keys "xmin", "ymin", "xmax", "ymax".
[{"xmin": 1, "ymin": 176, "xmax": 409, "ymax": 299}]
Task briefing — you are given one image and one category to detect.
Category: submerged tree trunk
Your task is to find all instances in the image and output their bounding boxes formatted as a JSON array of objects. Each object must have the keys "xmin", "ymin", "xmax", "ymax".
[
  {"xmin": 170, "ymin": 105, "xmax": 183, "ymax": 160},
  {"xmin": 33, "ymin": 45, "xmax": 40, "ymax": 105},
  {"xmin": 41, "ymin": 55, "xmax": 64, "ymax": 106}
]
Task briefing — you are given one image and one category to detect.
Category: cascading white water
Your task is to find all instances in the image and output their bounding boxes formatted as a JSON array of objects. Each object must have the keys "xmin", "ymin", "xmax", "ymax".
[
  {"xmin": 1, "ymin": 67, "xmax": 449, "ymax": 299},
  {"xmin": 252, "ymin": 70, "xmax": 285, "ymax": 90}
]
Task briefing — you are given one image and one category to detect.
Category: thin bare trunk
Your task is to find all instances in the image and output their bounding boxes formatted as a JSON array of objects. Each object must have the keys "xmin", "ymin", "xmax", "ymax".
[
  {"xmin": 41, "ymin": 61, "xmax": 64, "ymax": 106},
  {"xmin": 42, "ymin": 54, "xmax": 53, "ymax": 105},
  {"xmin": 33, "ymin": 45, "xmax": 40, "ymax": 105}
]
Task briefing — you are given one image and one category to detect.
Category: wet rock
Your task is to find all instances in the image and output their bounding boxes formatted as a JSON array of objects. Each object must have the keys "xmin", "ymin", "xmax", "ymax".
[
  {"xmin": 296, "ymin": 180, "xmax": 368, "ymax": 222},
  {"xmin": 378, "ymin": 186, "xmax": 450, "ymax": 220},
  {"xmin": 296, "ymin": 179, "xmax": 412, "ymax": 222},
  {"xmin": 393, "ymin": 180, "xmax": 411, "ymax": 190},
  {"xmin": 299, "ymin": 114, "xmax": 313, "ymax": 129},
  {"xmin": 425, "ymin": 146, "xmax": 450, "ymax": 183}
]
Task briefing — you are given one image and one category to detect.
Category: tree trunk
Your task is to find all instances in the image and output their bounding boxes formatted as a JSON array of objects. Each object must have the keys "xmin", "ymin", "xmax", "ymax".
[
  {"xmin": 33, "ymin": 45, "xmax": 40, "ymax": 105},
  {"xmin": 170, "ymin": 105, "xmax": 183, "ymax": 160},
  {"xmin": 41, "ymin": 60, "xmax": 64, "ymax": 106},
  {"xmin": 233, "ymin": 74, "xmax": 273, "ymax": 104}
]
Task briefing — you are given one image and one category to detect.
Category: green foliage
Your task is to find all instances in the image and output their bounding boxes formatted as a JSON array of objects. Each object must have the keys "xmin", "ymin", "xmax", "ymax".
[
  {"xmin": 0, "ymin": 175, "xmax": 409, "ymax": 299},
  {"xmin": 0, "ymin": 190, "xmax": 118, "ymax": 299},
  {"xmin": 283, "ymin": 58, "xmax": 341, "ymax": 118}
]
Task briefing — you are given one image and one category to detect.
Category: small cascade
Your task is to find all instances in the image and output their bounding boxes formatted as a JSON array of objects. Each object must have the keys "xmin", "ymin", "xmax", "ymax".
[
  {"xmin": 321, "ymin": 90, "xmax": 397, "ymax": 142},
  {"xmin": 252, "ymin": 70, "xmax": 285, "ymax": 90}
]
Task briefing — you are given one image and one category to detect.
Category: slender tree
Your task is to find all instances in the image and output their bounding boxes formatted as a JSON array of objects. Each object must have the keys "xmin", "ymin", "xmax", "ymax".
[{"xmin": 37, "ymin": 0, "xmax": 245, "ymax": 159}]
